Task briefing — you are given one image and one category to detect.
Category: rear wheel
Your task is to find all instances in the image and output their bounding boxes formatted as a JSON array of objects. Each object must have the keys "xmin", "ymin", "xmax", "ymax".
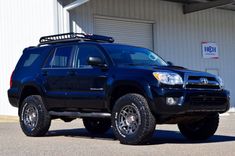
[
  {"xmin": 19, "ymin": 95, "xmax": 51, "ymax": 136},
  {"xmin": 178, "ymin": 113, "xmax": 219, "ymax": 140},
  {"xmin": 111, "ymin": 93, "xmax": 156, "ymax": 145},
  {"xmin": 83, "ymin": 118, "xmax": 111, "ymax": 134}
]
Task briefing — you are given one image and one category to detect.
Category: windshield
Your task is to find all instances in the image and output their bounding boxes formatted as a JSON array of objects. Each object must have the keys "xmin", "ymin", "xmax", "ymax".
[{"xmin": 102, "ymin": 44, "xmax": 168, "ymax": 66}]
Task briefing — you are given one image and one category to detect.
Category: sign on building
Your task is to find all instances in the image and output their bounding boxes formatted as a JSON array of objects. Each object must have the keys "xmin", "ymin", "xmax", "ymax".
[{"xmin": 202, "ymin": 42, "xmax": 219, "ymax": 59}]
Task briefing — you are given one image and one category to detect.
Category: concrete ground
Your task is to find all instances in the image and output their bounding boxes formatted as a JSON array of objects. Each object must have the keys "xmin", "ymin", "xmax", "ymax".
[{"xmin": 0, "ymin": 114, "xmax": 235, "ymax": 156}]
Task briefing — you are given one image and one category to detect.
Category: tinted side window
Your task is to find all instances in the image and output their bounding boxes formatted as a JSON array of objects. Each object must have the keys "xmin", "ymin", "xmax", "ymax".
[
  {"xmin": 16, "ymin": 47, "xmax": 52, "ymax": 71},
  {"xmin": 76, "ymin": 45, "xmax": 105, "ymax": 68},
  {"xmin": 23, "ymin": 53, "xmax": 40, "ymax": 67},
  {"xmin": 45, "ymin": 46, "xmax": 74, "ymax": 68}
]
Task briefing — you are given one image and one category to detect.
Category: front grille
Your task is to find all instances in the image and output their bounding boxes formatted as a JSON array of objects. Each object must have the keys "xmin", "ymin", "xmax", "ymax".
[
  {"xmin": 190, "ymin": 96, "xmax": 227, "ymax": 106},
  {"xmin": 188, "ymin": 76, "xmax": 216, "ymax": 81},
  {"xmin": 185, "ymin": 75, "xmax": 220, "ymax": 90},
  {"xmin": 186, "ymin": 84, "xmax": 220, "ymax": 89}
]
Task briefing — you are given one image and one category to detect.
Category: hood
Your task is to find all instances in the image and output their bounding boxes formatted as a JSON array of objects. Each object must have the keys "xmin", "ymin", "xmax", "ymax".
[
  {"xmin": 154, "ymin": 66, "xmax": 215, "ymax": 77},
  {"xmin": 119, "ymin": 65, "xmax": 217, "ymax": 78}
]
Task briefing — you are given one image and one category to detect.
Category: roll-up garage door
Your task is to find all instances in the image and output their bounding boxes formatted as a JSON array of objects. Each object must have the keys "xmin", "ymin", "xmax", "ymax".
[{"xmin": 94, "ymin": 17, "xmax": 153, "ymax": 50}]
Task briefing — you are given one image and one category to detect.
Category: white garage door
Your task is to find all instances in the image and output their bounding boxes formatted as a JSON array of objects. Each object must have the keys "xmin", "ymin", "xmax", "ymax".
[{"xmin": 94, "ymin": 17, "xmax": 153, "ymax": 50}]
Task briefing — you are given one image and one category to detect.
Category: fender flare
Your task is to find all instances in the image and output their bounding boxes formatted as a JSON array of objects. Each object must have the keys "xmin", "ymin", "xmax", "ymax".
[{"xmin": 106, "ymin": 80, "xmax": 157, "ymax": 115}]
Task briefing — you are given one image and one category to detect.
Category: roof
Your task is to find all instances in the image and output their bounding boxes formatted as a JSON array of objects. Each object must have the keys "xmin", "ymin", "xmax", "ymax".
[{"xmin": 163, "ymin": 0, "xmax": 235, "ymax": 13}]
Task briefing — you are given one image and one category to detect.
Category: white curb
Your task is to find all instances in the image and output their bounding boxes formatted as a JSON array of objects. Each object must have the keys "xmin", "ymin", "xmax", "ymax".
[
  {"xmin": 220, "ymin": 112, "xmax": 230, "ymax": 116},
  {"xmin": 228, "ymin": 107, "xmax": 235, "ymax": 113}
]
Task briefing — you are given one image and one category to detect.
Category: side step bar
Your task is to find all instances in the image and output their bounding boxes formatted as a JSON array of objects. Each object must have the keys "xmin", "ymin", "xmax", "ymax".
[{"xmin": 49, "ymin": 111, "xmax": 111, "ymax": 118}]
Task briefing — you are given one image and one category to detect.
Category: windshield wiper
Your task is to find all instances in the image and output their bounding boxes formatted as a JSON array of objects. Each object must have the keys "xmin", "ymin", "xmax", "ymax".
[
  {"xmin": 125, "ymin": 63, "xmax": 159, "ymax": 66},
  {"xmin": 126, "ymin": 63, "xmax": 149, "ymax": 66}
]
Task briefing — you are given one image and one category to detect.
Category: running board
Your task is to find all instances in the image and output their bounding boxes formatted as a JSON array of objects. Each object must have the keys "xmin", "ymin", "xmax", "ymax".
[{"xmin": 49, "ymin": 111, "xmax": 111, "ymax": 118}]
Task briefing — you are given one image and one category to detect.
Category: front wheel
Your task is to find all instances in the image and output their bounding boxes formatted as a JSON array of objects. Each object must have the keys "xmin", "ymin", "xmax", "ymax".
[
  {"xmin": 112, "ymin": 93, "xmax": 156, "ymax": 145},
  {"xmin": 178, "ymin": 113, "xmax": 219, "ymax": 140}
]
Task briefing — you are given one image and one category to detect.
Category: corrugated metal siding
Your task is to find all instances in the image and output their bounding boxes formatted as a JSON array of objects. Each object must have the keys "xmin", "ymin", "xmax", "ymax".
[
  {"xmin": 94, "ymin": 17, "xmax": 153, "ymax": 49},
  {"xmin": 69, "ymin": 0, "xmax": 235, "ymax": 108},
  {"xmin": 0, "ymin": 0, "xmax": 56, "ymax": 115},
  {"xmin": 70, "ymin": 2, "xmax": 93, "ymax": 33}
]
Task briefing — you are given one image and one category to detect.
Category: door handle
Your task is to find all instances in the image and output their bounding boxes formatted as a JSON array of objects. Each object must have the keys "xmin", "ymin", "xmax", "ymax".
[{"xmin": 67, "ymin": 70, "xmax": 76, "ymax": 76}]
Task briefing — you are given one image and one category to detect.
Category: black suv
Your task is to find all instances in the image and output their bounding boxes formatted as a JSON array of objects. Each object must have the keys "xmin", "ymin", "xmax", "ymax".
[{"xmin": 8, "ymin": 33, "xmax": 230, "ymax": 145}]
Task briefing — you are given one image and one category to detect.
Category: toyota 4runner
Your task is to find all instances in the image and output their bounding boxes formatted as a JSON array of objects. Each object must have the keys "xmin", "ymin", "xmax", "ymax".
[{"xmin": 8, "ymin": 33, "xmax": 230, "ymax": 145}]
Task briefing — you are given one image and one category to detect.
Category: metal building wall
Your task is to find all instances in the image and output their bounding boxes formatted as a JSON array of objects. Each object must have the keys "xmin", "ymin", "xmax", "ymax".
[
  {"xmin": 69, "ymin": 0, "xmax": 235, "ymax": 108},
  {"xmin": 0, "ymin": 0, "xmax": 57, "ymax": 115}
]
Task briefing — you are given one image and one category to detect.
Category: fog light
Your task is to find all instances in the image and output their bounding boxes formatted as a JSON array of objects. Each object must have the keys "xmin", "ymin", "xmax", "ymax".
[
  {"xmin": 166, "ymin": 97, "xmax": 177, "ymax": 105},
  {"xmin": 166, "ymin": 97, "xmax": 184, "ymax": 106}
]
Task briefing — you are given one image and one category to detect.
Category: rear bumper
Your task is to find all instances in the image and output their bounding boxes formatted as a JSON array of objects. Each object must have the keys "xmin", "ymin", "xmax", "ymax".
[
  {"xmin": 150, "ymin": 86, "xmax": 230, "ymax": 115},
  {"xmin": 8, "ymin": 88, "xmax": 19, "ymax": 107}
]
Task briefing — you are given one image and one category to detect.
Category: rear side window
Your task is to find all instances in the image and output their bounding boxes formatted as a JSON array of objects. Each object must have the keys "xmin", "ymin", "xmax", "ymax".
[
  {"xmin": 15, "ymin": 47, "xmax": 52, "ymax": 71},
  {"xmin": 23, "ymin": 54, "xmax": 40, "ymax": 67},
  {"xmin": 45, "ymin": 46, "xmax": 75, "ymax": 68}
]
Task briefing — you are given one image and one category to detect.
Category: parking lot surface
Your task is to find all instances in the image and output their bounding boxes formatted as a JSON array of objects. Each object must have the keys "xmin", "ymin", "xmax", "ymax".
[{"xmin": 0, "ymin": 114, "xmax": 235, "ymax": 156}]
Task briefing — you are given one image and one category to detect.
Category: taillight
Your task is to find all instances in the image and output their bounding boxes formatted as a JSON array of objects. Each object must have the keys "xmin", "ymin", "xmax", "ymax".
[{"xmin": 10, "ymin": 71, "xmax": 14, "ymax": 88}]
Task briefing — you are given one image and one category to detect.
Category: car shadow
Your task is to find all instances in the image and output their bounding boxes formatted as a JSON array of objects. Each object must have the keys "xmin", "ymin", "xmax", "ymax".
[
  {"xmin": 149, "ymin": 130, "xmax": 235, "ymax": 145},
  {"xmin": 47, "ymin": 128, "xmax": 116, "ymax": 141},
  {"xmin": 46, "ymin": 128, "xmax": 235, "ymax": 145}
]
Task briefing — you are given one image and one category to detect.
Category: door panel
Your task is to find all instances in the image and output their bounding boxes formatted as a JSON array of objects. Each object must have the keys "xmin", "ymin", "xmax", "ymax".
[
  {"xmin": 42, "ymin": 69, "xmax": 70, "ymax": 108},
  {"xmin": 42, "ymin": 45, "xmax": 76, "ymax": 109},
  {"xmin": 66, "ymin": 68, "xmax": 108, "ymax": 109},
  {"xmin": 65, "ymin": 44, "xmax": 109, "ymax": 109}
]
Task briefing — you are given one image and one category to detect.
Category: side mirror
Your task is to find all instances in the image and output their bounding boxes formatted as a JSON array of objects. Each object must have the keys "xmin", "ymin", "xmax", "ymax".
[
  {"xmin": 167, "ymin": 61, "xmax": 174, "ymax": 66},
  {"xmin": 88, "ymin": 57, "xmax": 107, "ymax": 68}
]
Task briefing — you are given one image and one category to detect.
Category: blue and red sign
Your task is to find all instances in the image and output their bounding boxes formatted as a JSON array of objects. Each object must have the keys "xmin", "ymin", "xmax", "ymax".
[{"xmin": 202, "ymin": 42, "xmax": 219, "ymax": 59}]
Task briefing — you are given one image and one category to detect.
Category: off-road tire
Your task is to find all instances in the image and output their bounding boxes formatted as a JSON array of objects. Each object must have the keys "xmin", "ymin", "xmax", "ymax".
[
  {"xmin": 19, "ymin": 95, "xmax": 51, "ymax": 136},
  {"xmin": 178, "ymin": 113, "xmax": 219, "ymax": 140},
  {"xmin": 83, "ymin": 118, "xmax": 111, "ymax": 134},
  {"xmin": 111, "ymin": 93, "xmax": 156, "ymax": 145}
]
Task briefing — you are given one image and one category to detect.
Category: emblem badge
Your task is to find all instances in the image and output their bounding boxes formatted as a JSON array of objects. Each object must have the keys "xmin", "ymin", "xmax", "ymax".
[{"xmin": 200, "ymin": 78, "xmax": 209, "ymax": 85}]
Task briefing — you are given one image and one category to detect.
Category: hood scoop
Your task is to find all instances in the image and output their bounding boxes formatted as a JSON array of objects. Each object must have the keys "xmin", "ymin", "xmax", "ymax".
[{"xmin": 154, "ymin": 66, "xmax": 187, "ymax": 70}]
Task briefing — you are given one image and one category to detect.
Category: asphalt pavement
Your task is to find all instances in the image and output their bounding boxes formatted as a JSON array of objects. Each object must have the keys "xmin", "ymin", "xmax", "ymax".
[{"xmin": 0, "ymin": 114, "xmax": 235, "ymax": 156}]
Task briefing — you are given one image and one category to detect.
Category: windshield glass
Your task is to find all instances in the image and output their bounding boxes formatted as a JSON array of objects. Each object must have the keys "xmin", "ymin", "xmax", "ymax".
[{"xmin": 102, "ymin": 44, "xmax": 168, "ymax": 66}]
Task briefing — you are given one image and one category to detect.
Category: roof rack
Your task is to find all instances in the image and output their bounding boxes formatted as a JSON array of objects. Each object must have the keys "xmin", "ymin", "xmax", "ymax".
[{"xmin": 38, "ymin": 32, "xmax": 114, "ymax": 46}]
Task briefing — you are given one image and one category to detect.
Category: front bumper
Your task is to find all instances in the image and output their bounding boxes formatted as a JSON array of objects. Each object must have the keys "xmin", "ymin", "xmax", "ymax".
[{"xmin": 150, "ymin": 86, "xmax": 230, "ymax": 115}]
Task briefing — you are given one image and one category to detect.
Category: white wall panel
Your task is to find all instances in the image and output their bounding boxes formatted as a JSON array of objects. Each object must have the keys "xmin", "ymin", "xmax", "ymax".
[
  {"xmin": 69, "ymin": 0, "xmax": 235, "ymax": 108},
  {"xmin": 94, "ymin": 17, "xmax": 153, "ymax": 50},
  {"xmin": 0, "ymin": 0, "xmax": 56, "ymax": 115}
]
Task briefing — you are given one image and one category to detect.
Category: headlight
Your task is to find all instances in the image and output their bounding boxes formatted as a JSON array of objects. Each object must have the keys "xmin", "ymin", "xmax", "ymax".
[
  {"xmin": 153, "ymin": 72, "xmax": 183, "ymax": 85},
  {"xmin": 217, "ymin": 76, "xmax": 224, "ymax": 88}
]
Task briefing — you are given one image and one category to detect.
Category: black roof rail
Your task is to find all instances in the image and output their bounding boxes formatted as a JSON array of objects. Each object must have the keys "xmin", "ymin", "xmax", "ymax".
[{"xmin": 38, "ymin": 32, "xmax": 114, "ymax": 46}]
